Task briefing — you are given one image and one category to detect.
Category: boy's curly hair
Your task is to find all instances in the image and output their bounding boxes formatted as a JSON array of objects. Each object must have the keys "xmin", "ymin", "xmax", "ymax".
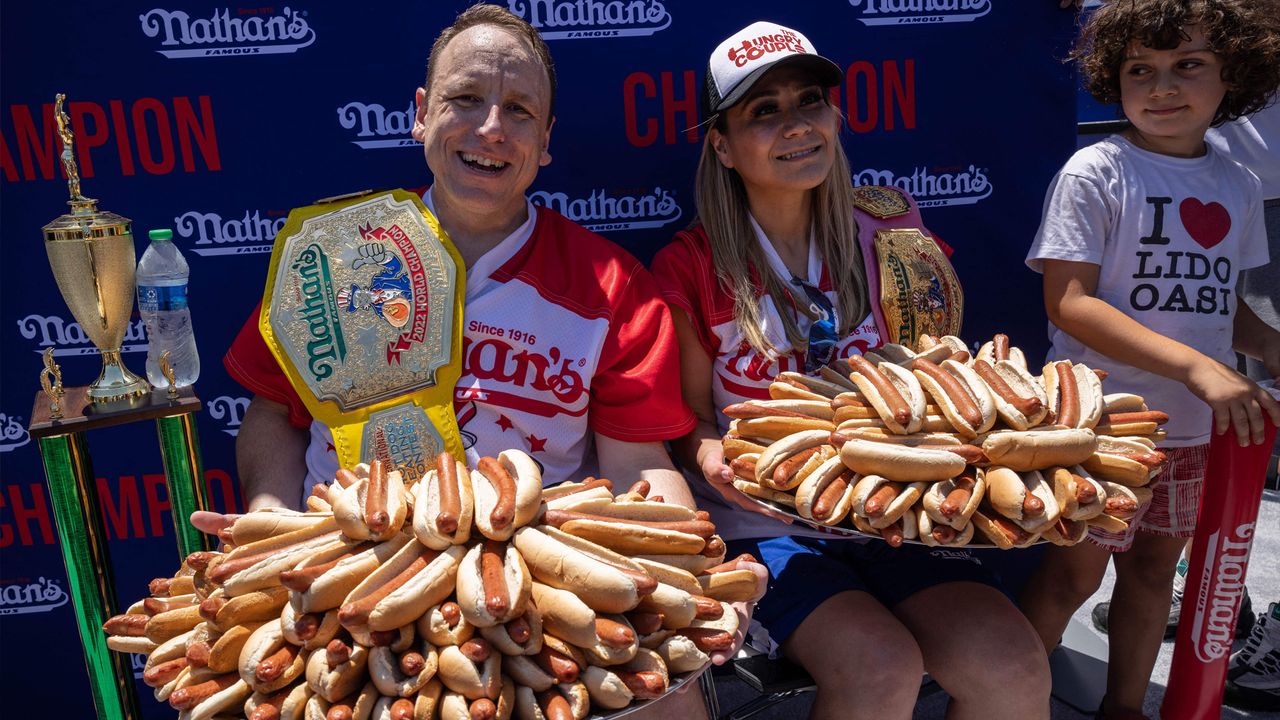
[{"xmin": 1074, "ymin": 0, "xmax": 1280, "ymax": 125}]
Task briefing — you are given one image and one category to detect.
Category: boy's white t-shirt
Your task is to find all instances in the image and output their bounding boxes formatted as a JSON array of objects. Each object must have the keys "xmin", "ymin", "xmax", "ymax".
[{"xmin": 1026, "ymin": 135, "xmax": 1268, "ymax": 447}]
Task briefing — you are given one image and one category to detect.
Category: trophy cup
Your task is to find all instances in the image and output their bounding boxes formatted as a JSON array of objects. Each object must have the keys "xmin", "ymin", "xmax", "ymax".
[{"xmin": 42, "ymin": 93, "xmax": 149, "ymax": 403}]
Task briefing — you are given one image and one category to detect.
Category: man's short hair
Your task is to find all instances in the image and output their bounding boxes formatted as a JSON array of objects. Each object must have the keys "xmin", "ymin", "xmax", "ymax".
[{"xmin": 424, "ymin": 3, "xmax": 557, "ymax": 122}]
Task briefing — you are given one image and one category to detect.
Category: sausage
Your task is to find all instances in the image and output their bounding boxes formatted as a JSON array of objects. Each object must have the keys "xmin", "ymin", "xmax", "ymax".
[
  {"xmin": 103, "ymin": 613, "xmax": 149, "ymax": 636},
  {"xmin": 939, "ymin": 486, "xmax": 972, "ymax": 519},
  {"xmin": 700, "ymin": 536, "xmax": 727, "ymax": 559},
  {"xmin": 1071, "ymin": 474, "xmax": 1099, "ymax": 505},
  {"xmin": 723, "ymin": 403, "xmax": 817, "ymax": 421},
  {"xmin": 849, "ymin": 355, "xmax": 912, "ymax": 426},
  {"xmin": 595, "ymin": 618, "xmax": 636, "ymax": 648},
  {"xmin": 1054, "ymin": 362, "xmax": 1080, "ymax": 428},
  {"xmin": 186, "ymin": 641, "xmax": 211, "ymax": 668},
  {"xmin": 913, "ymin": 358, "xmax": 982, "ymax": 428},
  {"xmin": 972, "ymin": 359, "xmax": 1043, "ymax": 417},
  {"xmin": 440, "ymin": 601, "xmax": 463, "ymax": 626},
  {"xmin": 932, "ymin": 444, "xmax": 989, "ymax": 465},
  {"xmin": 369, "ymin": 630, "xmax": 399, "ymax": 646},
  {"xmin": 624, "ymin": 612, "xmax": 664, "ymax": 635},
  {"xmin": 770, "ymin": 446, "xmax": 823, "ymax": 488},
  {"xmin": 863, "ymin": 484, "xmax": 899, "ymax": 519},
  {"xmin": 388, "ymin": 699, "xmax": 416, "ymax": 720},
  {"xmin": 993, "ymin": 334, "xmax": 1009, "ymax": 361},
  {"xmin": 627, "ymin": 480, "xmax": 651, "ymax": 497},
  {"xmin": 460, "ymin": 638, "xmax": 492, "ymax": 662},
  {"xmin": 144, "ymin": 595, "xmax": 197, "ymax": 615},
  {"xmin": 617, "ymin": 669, "xmax": 667, "ymax": 699},
  {"xmin": 143, "ymin": 657, "xmax": 188, "ymax": 687},
  {"xmin": 480, "ymin": 540, "xmax": 510, "ymax": 618},
  {"xmin": 1022, "ymin": 493, "xmax": 1045, "ymax": 518},
  {"xmin": 249, "ymin": 703, "xmax": 282, "ymax": 720},
  {"xmin": 477, "ymin": 457, "xmax": 517, "ymax": 529},
  {"xmin": 326, "ymin": 639, "xmax": 351, "ymax": 667},
  {"xmin": 469, "ymin": 698, "xmax": 498, "ymax": 720},
  {"xmin": 680, "ymin": 627, "xmax": 735, "ymax": 652},
  {"xmin": 1121, "ymin": 450, "xmax": 1168, "ymax": 468},
  {"xmin": 931, "ymin": 526, "xmax": 956, "ymax": 544},
  {"xmin": 535, "ymin": 645, "xmax": 580, "ymax": 683},
  {"xmin": 279, "ymin": 546, "xmax": 366, "ymax": 592},
  {"xmin": 255, "ymin": 643, "xmax": 299, "ymax": 682},
  {"xmin": 989, "ymin": 515, "xmax": 1031, "ymax": 545},
  {"xmin": 199, "ymin": 596, "xmax": 228, "ymax": 622},
  {"xmin": 400, "ymin": 651, "xmax": 427, "ymax": 676},
  {"xmin": 335, "ymin": 468, "xmax": 360, "ymax": 488},
  {"xmin": 148, "ymin": 577, "xmax": 173, "ymax": 597},
  {"xmin": 294, "ymin": 613, "xmax": 321, "ymax": 641},
  {"xmin": 364, "ymin": 460, "xmax": 391, "ymax": 534},
  {"xmin": 536, "ymin": 690, "xmax": 576, "ymax": 720},
  {"xmin": 1099, "ymin": 411, "xmax": 1170, "ymax": 425},
  {"xmin": 1105, "ymin": 496, "xmax": 1138, "ymax": 514},
  {"xmin": 880, "ymin": 523, "xmax": 905, "ymax": 548},
  {"xmin": 691, "ymin": 595, "xmax": 724, "ymax": 620},
  {"xmin": 337, "ymin": 548, "xmax": 436, "ymax": 625},
  {"xmin": 326, "ymin": 692, "xmax": 358, "ymax": 720},
  {"xmin": 947, "ymin": 350, "xmax": 972, "ymax": 364},
  {"xmin": 728, "ymin": 457, "xmax": 757, "ymax": 481},
  {"xmin": 506, "ymin": 616, "xmax": 532, "ymax": 644},
  {"xmin": 541, "ymin": 509, "xmax": 716, "ymax": 538},
  {"xmin": 169, "ymin": 674, "xmax": 238, "ymax": 710},
  {"xmin": 812, "ymin": 471, "xmax": 853, "ymax": 520},
  {"xmin": 436, "ymin": 452, "xmax": 462, "ymax": 534},
  {"xmin": 184, "ymin": 551, "xmax": 219, "ymax": 572}
]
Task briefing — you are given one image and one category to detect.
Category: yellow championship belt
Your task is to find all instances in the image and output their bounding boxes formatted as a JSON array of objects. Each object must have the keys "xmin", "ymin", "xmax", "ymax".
[
  {"xmin": 260, "ymin": 189, "xmax": 465, "ymax": 479},
  {"xmin": 874, "ymin": 227, "xmax": 964, "ymax": 345}
]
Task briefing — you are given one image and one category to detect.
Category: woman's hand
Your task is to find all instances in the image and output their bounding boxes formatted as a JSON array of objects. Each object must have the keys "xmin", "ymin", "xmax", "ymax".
[
  {"xmin": 708, "ymin": 558, "xmax": 770, "ymax": 666},
  {"xmin": 699, "ymin": 442, "xmax": 794, "ymax": 524},
  {"xmin": 1185, "ymin": 357, "xmax": 1280, "ymax": 446}
]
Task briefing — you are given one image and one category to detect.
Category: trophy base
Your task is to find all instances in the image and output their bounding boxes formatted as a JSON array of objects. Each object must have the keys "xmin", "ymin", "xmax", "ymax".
[{"xmin": 87, "ymin": 350, "xmax": 151, "ymax": 404}]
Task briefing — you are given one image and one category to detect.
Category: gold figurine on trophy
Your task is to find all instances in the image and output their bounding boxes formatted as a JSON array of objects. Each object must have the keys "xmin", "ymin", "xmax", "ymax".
[{"xmin": 42, "ymin": 93, "xmax": 150, "ymax": 403}]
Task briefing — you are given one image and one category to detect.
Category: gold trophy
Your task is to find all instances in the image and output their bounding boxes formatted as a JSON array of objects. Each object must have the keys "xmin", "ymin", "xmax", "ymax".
[{"xmin": 42, "ymin": 94, "xmax": 149, "ymax": 403}]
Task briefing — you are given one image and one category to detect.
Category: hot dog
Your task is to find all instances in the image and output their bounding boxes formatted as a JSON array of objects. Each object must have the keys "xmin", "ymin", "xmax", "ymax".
[
  {"xmin": 1092, "ymin": 411, "xmax": 1170, "ymax": 437},
  {"xmin": 238, "ymin": 621, "xmax": 306, "ymax": 694},
  {"xmin": 513, "ymin": 526, "xmax": 654, "ymax": 614},
  {"xmin": 917, "ymin": 508, "xmax": 975, "ymax": 547},
  {"xmin": 417, "ymin": 601, "xmax": 475, "ymax": 648},
  {"xmin": 472, "ymin": 450, "xmax": 543, "ymax": 542},
  {"xmin": 775, "ymin": 370, "xmax": 853, "ymax": 399},
  {"xmin": 911, "ymin": 357, "xmax": 996, "ymax": 439},
  {"xmin": 976, "ymin": 334, "xmax": 1028, "ymax": 371},
  {"xmin": 338, "ymin": 541, "xmax": 465, "ymax": 633},
  {"xmin": 1081, "ymin": 435, "xmax": 1168, "ymax": 487},
  {"xmin": 302, "ymin": 680, "xmax": 377, "ymax": 720},
  {"xmin": 1042, "ymin": 360, "xmax": 1104, "ymax": 430},
  {"xmin": 851, "ymin": 476, "xmax": 926, "ymax": 529},
  {"xmin": 851, "ymin": 507, "xmax": 919, "ymax": 547},
  {"xmin": 413, "ymin": 453, "xmax": 475, "ymax": 550},
  {"xmin": 205, "ymin": 517, "xmax": 342, "ymax": 597},
  {"xmin": 478, "ymin": 604, "xmax": 543, "ymax": 656},
  {"xmin": 921, "ymin": 469, "xmax": 985, "ymax": 530},
  {"xmin": 980, "ymin": 427, "xmax": 1097, "ymax": 471},
  {"xmin": 1046, "ymin": 466, "xmax": 1106, "ymax": 522},
  {"xmin": 971, "ymin": 358, "xmax": 1048, "ymax": 430},
  {"xmin": 581, "ymin": 648, "xmax": 669, "ymax": 710},
  {"xmin": 847, "ymin": 356, "xmax": 928, "ymax": 434},
  {"xmin": 794, "ymin": 455, "xmax": 857, "ymax": 526},
  {"xmin": 333, "ymin": 461, "xmax": 410, "ymax": 542},
  {"xmin": 287, "ymin": 534, "xmax": 412, "ymax": 614},
  {"xmin": 839, "ymin": 438, "xmax": 967, "ymax": 482},
  {"xmin": 723, "ymin": 399, "xmax": 836, "ymax": 422},
  {"xmin": 369, "ymin": 638, "xmax": 437, "ymax": 699},
  {"xmin": 455, "ymin": 540, "xmax": 531, "ymax": 628},
  {"xmin": 304, "ymin": 639, "xmax": 370, "ymax": 703},
  {"xmin": 245, "ymin": 682, "xmax": 313, "ymax": 720},
  {"xmin": 984, "ymin": 467, "xmax": 1061, "ymax": 533},
  {"xmin": 437, "ymin": 640, "xmax": 502, "ymax": 701},
  {"xmin": 1088, "ymin": 481, "xmax": 1154, "ymax": 533},
  {"xmin": 970, "ymin": 508, "xmax": 1039, "ymax": 549},
  {"xmin": 753, "ymin": 431, "xmax": 836, "ymax": 491}
]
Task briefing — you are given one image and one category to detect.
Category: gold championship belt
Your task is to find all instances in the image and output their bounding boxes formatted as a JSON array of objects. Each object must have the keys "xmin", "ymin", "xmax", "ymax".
[
  {"xmin": 261, "ymin": 189, "xmax": 465, "ymax": 478},
  {"xmin": 849, "ymin": 183, "xmax": 963, "ymax": 346}
]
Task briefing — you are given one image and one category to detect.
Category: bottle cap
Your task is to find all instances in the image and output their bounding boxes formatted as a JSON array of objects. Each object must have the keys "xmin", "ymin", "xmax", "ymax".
[{"xmin": 149, "ymin": 229, "xmax": 173, "ymax": 241}]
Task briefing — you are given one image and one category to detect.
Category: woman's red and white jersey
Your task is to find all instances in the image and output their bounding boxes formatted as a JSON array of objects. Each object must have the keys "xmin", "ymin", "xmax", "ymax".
[
  {"xmin": 652, "ymin": 221, "xmax": 882, "ymax": 428},
  {"xmin": 225, "ymin": 192, "xmax": 694, "ymax": 501}
]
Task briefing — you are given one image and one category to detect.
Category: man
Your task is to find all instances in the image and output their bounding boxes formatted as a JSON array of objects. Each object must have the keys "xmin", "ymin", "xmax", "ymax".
[{"xmin": 202, "ymin": 7, "xmax": 762, "ymax": 718}]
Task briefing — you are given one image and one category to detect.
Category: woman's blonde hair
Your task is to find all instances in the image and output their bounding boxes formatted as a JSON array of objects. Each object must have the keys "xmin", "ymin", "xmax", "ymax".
[{"xmin": 694, "ymin": 113, "xmax": 867, "ymax": 356}]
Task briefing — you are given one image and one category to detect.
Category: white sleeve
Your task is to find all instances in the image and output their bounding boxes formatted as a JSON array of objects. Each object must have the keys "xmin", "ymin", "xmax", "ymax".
[{"xmin": 1025, "ymin": 170, "xmax": 1113, "ymax": 274}]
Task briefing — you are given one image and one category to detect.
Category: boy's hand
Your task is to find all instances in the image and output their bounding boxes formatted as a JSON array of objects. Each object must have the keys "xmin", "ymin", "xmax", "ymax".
[{"xmin": 1186, "ymin": 358, "xmax": 1280, "ymax": 446}]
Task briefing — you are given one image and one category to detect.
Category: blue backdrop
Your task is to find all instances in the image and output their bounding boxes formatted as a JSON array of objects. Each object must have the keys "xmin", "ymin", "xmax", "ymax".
[{"xmin": 0, "ymin": 2, "xmax": 1078, "ymax": 715}]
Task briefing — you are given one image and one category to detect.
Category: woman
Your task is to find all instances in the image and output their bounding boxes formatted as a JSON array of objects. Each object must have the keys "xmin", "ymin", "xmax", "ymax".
[{"xmin": 651, "ymin": 21, "xmax": 1052, "ymax": 720}]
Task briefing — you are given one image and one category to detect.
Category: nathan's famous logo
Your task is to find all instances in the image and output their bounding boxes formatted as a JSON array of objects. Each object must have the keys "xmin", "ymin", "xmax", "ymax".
[
  {"xmin": 139, "ymin": 7, "xmax": 316, "ymax": 58},
  {"xmin": 176, "ymin": 210, "xmax": 284, "ymax": 256},
  {"xmin": 528, "ymin": 187, "xmax": 681, "ymax": 232},
  {"xmin": 1191, "ymin": 522, "xmax": 1254, "ymax": 663},
  {"xmin": 0, "ymin": 413, "xmax": 31, "ymax": 453},
  {"xmin": 0, "ymin": 577, "xmax": 70, "ymax": 616},
  {"xmin": 207, "ymin": 396, "xmax": 250, "ymax": 436},
  {"xmin": 853, "ymin": 165, "xmax": 992, "ymax": 208},
  {"xmin": 337, "ymin": 101, "xmax": 418, "ymax": 150},
  {"xmin": 506, "ymin": 0, "xmax": 671, "ymax": 39},
  {"xmin": 338, "ymin": 225, "xmax": 431, "ymax": 365},
  {"xmin": 886, "ymin": 253, "xmax": 947, "ymax": 342},
  {"xmin": 291, "ymin": 244, "xmax": 347, "ymax": 381},
  {"xmin": 18, "ymin": 314, "xmax": 148, "ymax": 356},
  {"xmin": 848, "ymin": 0, "xmax": 992, "ymax": 25},
  {"xmin": 459, "ymin": 332, "xmax": 588, "ymax": 417}
]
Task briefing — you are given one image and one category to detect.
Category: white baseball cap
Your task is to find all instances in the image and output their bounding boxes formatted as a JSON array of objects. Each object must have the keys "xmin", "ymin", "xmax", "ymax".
[{"xmin": 705, "ymin": 21, "xmax": 842, "ymax": 115}]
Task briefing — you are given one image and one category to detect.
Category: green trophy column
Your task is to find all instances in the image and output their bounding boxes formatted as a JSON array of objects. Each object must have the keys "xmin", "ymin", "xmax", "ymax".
[
  {"xmin": 37, "ymin": 431, "xmax": 142, "ymax": 720},
  {"xmin": 156, "ymin": 412, "xmax": 210, "ymax": 558}
]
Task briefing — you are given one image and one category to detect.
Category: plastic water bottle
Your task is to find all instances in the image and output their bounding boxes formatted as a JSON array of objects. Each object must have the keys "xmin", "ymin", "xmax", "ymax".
[{"xmin": 136, "ymin": 228, "xmax": 200, "ymax": 388}]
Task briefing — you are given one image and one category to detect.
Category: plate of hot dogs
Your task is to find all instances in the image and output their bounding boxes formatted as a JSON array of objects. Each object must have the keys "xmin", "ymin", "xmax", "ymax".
[
  {"xmin": 102, "ymin": 453, "xmax": 760, "ymax": 720},
  {"xmin": 723, "ymin": 334, "xmax": 1169, "ymax": 549}
]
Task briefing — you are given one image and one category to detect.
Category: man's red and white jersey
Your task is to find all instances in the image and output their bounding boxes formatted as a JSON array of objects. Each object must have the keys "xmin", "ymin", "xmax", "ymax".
[{"xmin": 225, "ymin": 193, "xmax": 694, "ymax": 501}]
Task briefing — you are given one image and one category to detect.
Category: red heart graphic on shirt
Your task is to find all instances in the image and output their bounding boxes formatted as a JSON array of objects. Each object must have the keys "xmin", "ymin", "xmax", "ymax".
[{"xmin": 1179, "ymin": 198, "xmax": 1231, "ymax": 250}]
